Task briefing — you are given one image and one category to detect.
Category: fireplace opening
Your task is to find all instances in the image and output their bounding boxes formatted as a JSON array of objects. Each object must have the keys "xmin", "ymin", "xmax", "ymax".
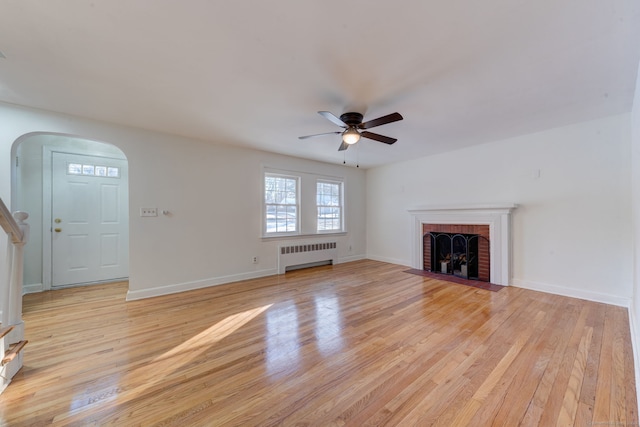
[
  {"xmin": 422, "ymin": 224, "xmax": 491, "ymax": 282},
  {"xmin": 429, "ymin": 233, "xmax": 479, "ymax": 279}
]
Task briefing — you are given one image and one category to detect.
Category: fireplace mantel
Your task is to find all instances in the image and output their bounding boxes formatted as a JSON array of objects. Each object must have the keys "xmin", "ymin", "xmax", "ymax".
[{"xmin": 409, "ymin": 204, "xmax": 517, "ymax": 286}]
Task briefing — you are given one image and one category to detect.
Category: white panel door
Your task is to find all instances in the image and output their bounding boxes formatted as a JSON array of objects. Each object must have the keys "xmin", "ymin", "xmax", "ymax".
[{"xmin": 52, "ymin": 152, "xmax": 129, "ymax": 287}]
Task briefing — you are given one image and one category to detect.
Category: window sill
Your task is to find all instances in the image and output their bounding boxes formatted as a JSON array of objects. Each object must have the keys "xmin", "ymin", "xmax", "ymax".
[{"xmin": 261, "ymin": 231, "xmax": 347, "ymax": 241}]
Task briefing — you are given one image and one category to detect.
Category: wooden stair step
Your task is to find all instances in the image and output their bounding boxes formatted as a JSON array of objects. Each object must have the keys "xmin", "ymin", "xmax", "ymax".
[
  {"xmin": 0, "ymin": 326, "xmax": 14, "ymax": 339},
  {"xmin": 2, "ymin": 340, "xmax": 27, "ymax": 366}
]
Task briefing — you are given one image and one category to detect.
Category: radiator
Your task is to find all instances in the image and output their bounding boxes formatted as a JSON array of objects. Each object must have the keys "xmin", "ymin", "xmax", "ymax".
[{"xmin": 278, "ymin": 242, "xmax": 338, "ymax": 274}]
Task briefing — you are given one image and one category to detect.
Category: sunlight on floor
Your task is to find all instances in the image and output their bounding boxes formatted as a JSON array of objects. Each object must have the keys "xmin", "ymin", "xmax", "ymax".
[
  {"xmin": 63, "ymin": 304, "xmax": 273, "ymax": 422},
  {"xmin": 155, "ymin": 304, "xmax": 273, "ymax": 362}
]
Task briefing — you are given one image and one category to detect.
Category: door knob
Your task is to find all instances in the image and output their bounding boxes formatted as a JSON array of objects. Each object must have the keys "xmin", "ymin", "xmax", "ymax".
[
  {"xmin": 54, "ymin": 218, "xmax": 62, "ymax": 223},
  {"xmin": 54, "ymin": 228, "xmax": 62, "ymax": 233}
]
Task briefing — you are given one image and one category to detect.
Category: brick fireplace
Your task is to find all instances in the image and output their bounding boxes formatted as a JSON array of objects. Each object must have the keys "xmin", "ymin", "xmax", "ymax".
[{"xmin": 409, "ymin": 205, "xmax": 517, "ymax": 286}]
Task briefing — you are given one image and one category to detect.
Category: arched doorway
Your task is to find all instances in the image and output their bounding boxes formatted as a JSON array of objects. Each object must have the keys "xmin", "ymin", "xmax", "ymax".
[{"xmin": 12, "ymin": 133, "xmax": 129, "ymax": 292}]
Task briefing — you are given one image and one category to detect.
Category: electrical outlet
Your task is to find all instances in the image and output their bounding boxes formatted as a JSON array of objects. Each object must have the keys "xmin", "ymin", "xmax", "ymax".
[
  {"xmin": 140, "ymin": 207, "xmax": 158, "ymax": 217},
  {"xmin": 252, "ymin": 256, "xmax": 258, "ymax": 264}
]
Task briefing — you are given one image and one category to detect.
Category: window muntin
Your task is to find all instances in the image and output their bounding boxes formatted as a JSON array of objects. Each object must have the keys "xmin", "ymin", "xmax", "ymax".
[
  {"xmin": 317, "ymin": 180, "xmax": 343, "ymax": 232},
  {"xmin": 265, "ymin": 174, "xmax": 299, "ymax": 234}
]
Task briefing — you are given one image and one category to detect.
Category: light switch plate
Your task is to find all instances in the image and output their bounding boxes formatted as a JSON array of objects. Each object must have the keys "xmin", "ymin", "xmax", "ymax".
[{"xmin": 140, "ymin": 207, "xmax": 158, "ymax": 217}]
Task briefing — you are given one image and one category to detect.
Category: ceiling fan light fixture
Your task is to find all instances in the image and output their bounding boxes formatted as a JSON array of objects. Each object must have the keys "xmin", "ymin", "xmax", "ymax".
[
  {"xmin": 299, "ymin": 110, "xmax": 402, "ymax": 151},
  {"xmin": 342, "ymin": 128, "xmax": 360, "ymax": 145}
]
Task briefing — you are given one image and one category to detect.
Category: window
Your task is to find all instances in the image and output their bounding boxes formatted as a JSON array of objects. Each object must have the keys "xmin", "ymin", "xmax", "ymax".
[
  {"xmin": 265, "ymin": 174, "xmax": 298, "ymax": 234},
  {"xmin": 317, "ymin": 180, "xmax": 343, "ymax": 232},
  {"xmin": 107, "ymin": 167, "xmax": 120, "ymax": 178},
  {"xmin": 68, "ymin": 163, "xmax": 82, "ymax": 175},
  {"xmin": 67, "ymin": 163, "xmax": 120, "ymax": 178},
  {"xmin": 263, "ymin": 168, "xmax": 345, "ymax": 237}
]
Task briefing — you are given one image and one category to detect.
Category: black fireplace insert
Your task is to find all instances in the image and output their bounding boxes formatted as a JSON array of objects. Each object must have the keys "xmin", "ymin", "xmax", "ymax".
[{"xmin": 426, "ymin": 232, "xmax": 486, "ymax": 280}]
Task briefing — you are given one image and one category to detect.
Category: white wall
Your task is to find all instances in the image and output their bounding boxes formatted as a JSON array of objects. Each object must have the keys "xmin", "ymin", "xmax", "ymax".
[
  {"xmin": 366, "ymin": 114, "xmax": 632, "ymax": 305},
  {"xmin": 631, "ymin": 63, "xmax": 640, "ymax": 404},
  {"xmin": 0, "ymin": 102, "xmax": 367, "ymax": 300}
]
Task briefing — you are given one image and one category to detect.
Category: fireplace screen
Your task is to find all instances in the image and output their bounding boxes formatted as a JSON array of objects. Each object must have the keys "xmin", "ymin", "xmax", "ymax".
[{"xmin": 428, "ymin": 232, "xmax": 484, "ymax": 280}]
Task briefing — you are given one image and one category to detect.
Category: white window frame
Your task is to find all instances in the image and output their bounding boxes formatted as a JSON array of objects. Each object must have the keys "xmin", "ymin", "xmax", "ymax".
[
  {"xmin": 316, "ymin": 179, "xmax": 344, "ymax": 233},
  {"xmin": 262, "ymin": 167, "xmax": 346, "ymax": 238},
  {"xmin": 264, "ymin": 173, "xmax": 300, "ymax": 236}
]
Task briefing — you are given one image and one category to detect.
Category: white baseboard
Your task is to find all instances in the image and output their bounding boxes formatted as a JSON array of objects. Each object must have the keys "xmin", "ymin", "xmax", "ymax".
[
  {"xmin": 336, "ymin": 254, "xmax": 367, "ymax": 264},
  {"xmin": 511, "ymin": 278, "xmax": 631, "ymax": 307},
  {"xmin": 126, "ymin": 268, "xmax": 278, "ymax": 301},
  {"xmin": 125, "ymin": 257, "xmax": 375, "ymax": 301},
  {"xmin": 365, "ymin": 254, "xmax": 411, "ymax": 267},
  {"xmin": 23, "ymin": 283, "xmax": 44, "ymax": 294}
]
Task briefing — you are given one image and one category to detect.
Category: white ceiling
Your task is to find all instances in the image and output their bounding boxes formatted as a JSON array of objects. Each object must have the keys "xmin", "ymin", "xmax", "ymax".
[{"xmin": 1, "ymin": 1, "xmax": 639, "ymax": 168}]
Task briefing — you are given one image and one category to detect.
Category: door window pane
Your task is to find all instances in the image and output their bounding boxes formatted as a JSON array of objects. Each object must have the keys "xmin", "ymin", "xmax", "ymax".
[
  {"xmin": 95, "ymin": 166, "xmax": 107, "ymax": 176},
  {"xmin": 68, "ymin": 163, "xmax": 82, "ymax": 175}
]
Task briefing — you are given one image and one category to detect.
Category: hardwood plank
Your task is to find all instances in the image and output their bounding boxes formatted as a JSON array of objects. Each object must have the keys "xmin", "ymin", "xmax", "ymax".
[
  {"xmin": 593, "ymin": 304, "xmax": 615, "ymax": 424},
  {"xmin": 0, "ymin": 260, "xmax": 635, "ymax": 426},
  {"xmin": 574, "ymin": 301, "xmax": 606, "ymax": 426},
  {"xmin": 556, "ymin": 326, "xmax": 593, "ymax": 426},
  {"xmin": 610, "ymin": 306, "xmax": 628, "ymax": 425}
]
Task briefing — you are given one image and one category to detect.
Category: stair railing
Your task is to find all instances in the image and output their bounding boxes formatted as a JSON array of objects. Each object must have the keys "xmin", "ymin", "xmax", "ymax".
[{"xmin": 0, "ymin": 198, "xmax": 29, "ymax": 330}]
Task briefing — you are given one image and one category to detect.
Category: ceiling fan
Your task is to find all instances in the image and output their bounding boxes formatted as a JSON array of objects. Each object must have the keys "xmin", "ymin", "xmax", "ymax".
[{"xmin": 299, "ymin": 111, "xmax": 403, "ymax": 151}]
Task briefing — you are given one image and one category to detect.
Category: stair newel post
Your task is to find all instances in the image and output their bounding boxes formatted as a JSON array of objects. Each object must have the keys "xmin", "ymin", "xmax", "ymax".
[{"xmin": 2, "ymin": 238, "xmax": 10, "ymax": 328}]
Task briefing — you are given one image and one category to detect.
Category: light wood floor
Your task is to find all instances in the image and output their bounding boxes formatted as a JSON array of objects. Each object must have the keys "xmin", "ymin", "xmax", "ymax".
[{"xmin": 0, "ymin": 260, "xmax": 637, "ymax": 426}]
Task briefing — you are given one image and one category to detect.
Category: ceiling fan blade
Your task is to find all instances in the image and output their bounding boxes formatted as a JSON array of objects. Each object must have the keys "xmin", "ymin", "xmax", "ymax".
[
  {"xmin": 359, "ymin": 112, "xmax": 403, "ymax": 129},
  {"xmin": 361, "ymin": 131, "xmax": 397, "ymax": 145},
  {"xmin": 338, "ymin": 141, "xmax": 349, "ymax": 151},
  {"xmin": 299, "ymin": 131, "xmax": 342, "ymax": 139},
  {"xmin": 318, "ymin": 111, "xmax": 347, "ymax": 127}
]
